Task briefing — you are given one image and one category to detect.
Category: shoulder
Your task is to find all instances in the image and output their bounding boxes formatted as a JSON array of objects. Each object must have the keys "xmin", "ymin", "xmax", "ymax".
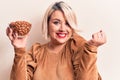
[
  {"xmin": 31, "ymin": 43, "xmax": 41, "ymax": 50},
  {"xmin": 69, "ymin": 33, "xmax": 87, "ymax": 51},
  {"xmin": 72, "ymin": 33, "xmax": 86, "ymax": 43},
  {"xmin": 29, "ymin": 42, "xmax": 47, "ymax": 55},
  {"xmin": 28, "ymin": 42, "xmax": 47, "ymax": 60}
]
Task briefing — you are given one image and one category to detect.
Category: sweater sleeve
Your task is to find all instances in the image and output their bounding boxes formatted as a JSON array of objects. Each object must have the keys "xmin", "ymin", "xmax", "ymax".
[
  {"xmin": 71, "ymin": 33, "xmax": 102, "ymax": 80},
  {"xmin": 10, "ymin": 43, "xmax": 41, "ymax": 80}
]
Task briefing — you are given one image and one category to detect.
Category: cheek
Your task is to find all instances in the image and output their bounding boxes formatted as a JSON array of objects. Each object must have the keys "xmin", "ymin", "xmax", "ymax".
[
  {"xmin": 49, "ymin": 24, "xmax": 59, "ymax": 33},
  {"xmin": 48, "ymin": 25, "xmax": 57, "ymax": 37},
  {"xmin": 68, "ymin": 28, "xmax": 73, "ymax": 35}
]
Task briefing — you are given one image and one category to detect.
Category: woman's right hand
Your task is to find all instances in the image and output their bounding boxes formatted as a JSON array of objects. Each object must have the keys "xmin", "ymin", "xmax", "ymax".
[{"xmin": 6, "ymin": 27, "xmax": 28, "ymax": 48}]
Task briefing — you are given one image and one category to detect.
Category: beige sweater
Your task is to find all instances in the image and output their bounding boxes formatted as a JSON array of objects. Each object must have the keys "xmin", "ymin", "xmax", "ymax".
[{"xmin": 10, "ymin": 33, "xmax": 102, "ymax": 80}]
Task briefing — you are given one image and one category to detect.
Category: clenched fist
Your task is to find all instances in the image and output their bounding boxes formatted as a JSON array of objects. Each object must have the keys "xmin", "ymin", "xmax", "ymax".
[{"xmin": 87, "ymin": 30, "xmax": 107, "ymax": 47}]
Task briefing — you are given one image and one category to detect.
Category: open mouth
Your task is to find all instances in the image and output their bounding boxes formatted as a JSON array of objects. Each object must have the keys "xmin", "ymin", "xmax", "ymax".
[{"xmin": 56, "ymin": 32, "xmax": 68, "ymax": 38}]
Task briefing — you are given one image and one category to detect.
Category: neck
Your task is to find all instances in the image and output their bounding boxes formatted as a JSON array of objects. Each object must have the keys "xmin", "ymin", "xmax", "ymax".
[{"xmin": 47, "ymin": 41, "xmax": 66, "ymax": 54}]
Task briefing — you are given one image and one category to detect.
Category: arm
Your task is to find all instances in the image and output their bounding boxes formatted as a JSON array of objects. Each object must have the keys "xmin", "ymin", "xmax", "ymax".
[
  {"xmin": 72, "ymin": 30, "xmax": 106, "ymax": 80},
  {"xmin": 73, "ymin": 42, "xmax": 99, "ymax": 80},
  {"xmin": 6, "ymin": 27, "xmax": 39, "ymax": 80},
  {"xmin": 10, "ymin": 43, "xmax": 40, "ymax": 80}
]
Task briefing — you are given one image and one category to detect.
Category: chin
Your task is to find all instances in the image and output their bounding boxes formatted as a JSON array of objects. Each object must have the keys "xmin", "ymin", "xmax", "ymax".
[{"xmin": 56, "ymin": 39, "xmax": 68, "ymax": 44}]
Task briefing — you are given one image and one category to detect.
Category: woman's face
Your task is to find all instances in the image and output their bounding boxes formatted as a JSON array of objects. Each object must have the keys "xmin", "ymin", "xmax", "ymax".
[{"xmin": 48, "ymin": 10, "xmax": 73, "ymax": 44}]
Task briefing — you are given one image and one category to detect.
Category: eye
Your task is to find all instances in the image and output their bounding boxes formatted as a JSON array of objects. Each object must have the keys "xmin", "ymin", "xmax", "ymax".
[{"xmin": 53, "ymin": 21, "xmax": 60, "ymax": 25}]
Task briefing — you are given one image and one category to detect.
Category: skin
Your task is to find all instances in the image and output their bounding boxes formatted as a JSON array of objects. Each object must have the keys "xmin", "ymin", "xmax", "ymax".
[
  {"xmin": 6, "ymin": 10, "xmax": 106, "ymax": 53},
  {"xmin": 47, "ymin": 10, "xmax": 73, "ymax": 53}
]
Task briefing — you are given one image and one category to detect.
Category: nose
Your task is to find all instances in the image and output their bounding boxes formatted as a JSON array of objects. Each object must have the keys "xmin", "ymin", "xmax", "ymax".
[{"xmin": 59, "ymin": 23, "xmax": 66, "ymax": 31}]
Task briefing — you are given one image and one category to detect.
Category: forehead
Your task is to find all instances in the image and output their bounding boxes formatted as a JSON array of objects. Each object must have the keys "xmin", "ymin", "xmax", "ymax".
[{"xmin": 50, "ymin": 10, "xmax": 66, "ymax": 20}]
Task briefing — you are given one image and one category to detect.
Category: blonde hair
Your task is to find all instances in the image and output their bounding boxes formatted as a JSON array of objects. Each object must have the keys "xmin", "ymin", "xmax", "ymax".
[{"xmin": 42, "ymin": 1, "xmax": 78, "ymax": 39}]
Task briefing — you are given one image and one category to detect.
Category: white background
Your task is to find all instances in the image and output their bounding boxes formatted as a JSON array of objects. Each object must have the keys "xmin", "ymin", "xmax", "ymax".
[{"xmin": 0, "ymin": 0, "xmax": 120, "ymax": 80}]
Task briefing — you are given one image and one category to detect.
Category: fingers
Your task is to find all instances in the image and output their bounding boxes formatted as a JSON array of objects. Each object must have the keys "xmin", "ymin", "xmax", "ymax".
[
  {"xmin": 90, "ymin": 30, "xmax": 107, "ymax": 47},
  {"xmin": 99, "ymin": 30, "xmax": 106, "ymax": 39},
  {"xmin": 6, "ymin": 27, "xmax": 29, "ymax": 48},
  {"xmin": 98, "ymin": 30, "xmax": 106, "ymax": 42},
  {"xmin": 14, "ymin": 32, "xmax": 19, "ymax": 39},
  {"xmin": 6, "ymin": 27, "xmax": 13, "ymax": 40},
  {"xmin": 6, "ymin": 27, "xmax": 20, "ymax": 41},
  {"xmin": 6, "ymin": 27, "xmax": 10, "ymax": 36},
  {"xmin": 92, "ymin": 30, "xmax": 105, "ymax": 39},
  {"xmin": 17, "ymin": 35, "xmax": 28, "ymax": 41}
]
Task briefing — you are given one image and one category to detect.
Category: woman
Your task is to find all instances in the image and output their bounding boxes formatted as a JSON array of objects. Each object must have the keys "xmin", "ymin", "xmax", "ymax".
[{"xmin": 6, "ymin": 1, "xmax": 106, "ymax": 80}]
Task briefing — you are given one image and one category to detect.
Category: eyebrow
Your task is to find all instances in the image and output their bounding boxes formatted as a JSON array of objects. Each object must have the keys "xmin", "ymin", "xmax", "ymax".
[{"xmin": 51, "ymin": 18, "xmax": 61, "ymax": 21}]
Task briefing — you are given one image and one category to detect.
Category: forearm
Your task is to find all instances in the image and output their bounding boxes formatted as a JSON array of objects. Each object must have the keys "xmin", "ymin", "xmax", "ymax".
[
  {"xmin": 10, "ymin": 48, "xmax": 28, "ymax": 80},
  {"xmin": 74, "ymin": 42, "xmax": 100, "ymax": 80}
]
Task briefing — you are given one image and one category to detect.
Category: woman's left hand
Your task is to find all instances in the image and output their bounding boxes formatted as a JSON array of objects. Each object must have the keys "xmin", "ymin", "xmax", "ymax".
[{"xmin": 87, "ymin": 30, "xmax": 107, "ymax": 47}]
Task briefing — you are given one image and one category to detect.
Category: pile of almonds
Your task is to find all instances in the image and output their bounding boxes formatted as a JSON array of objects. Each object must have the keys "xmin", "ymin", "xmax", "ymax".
[{"xmin": 9, "ymin": 21, "xmax": 32, "ymax": 36}]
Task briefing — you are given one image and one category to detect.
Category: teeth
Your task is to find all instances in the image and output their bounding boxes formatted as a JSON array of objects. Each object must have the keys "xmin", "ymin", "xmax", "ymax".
[
  {"xmin": 58, "ymin": 34, "xmax": 65, "ymax": 37},
  {"xmin": 57, "ymin": 33, "xmax": 66, "ymax": 37}
]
